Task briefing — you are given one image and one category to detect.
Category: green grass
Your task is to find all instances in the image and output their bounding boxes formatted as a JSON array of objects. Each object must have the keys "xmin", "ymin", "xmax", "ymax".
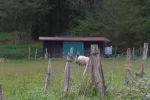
[
  {"xmin": 0, "ymin": 58, "xmax": 149, "ymax": 100},
  {"xmin": 0, "ymin": 42, "xmax": 43, "ymax": 59},
  {"xmin": 0, "ymin": 32, "xmax": 14, "ymax": 40}
]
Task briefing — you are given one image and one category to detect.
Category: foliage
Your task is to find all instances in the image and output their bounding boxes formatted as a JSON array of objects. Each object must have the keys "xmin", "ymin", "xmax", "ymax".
[
  {"xmin": 0, "ymin": 0, "xmax": 53, "ymax": 39},
  {"xmin": 65, "ymin": 0, "xmax": 150, "ymax": 52},
  {"xmin": 1, "ymin": 0, "xmax": 150, "ymax": 51},
  {"xmin": 111, "ymin": 78, "xmax": 150, "ymax": 100},
  {"xmin": 68, "ymin": 0, "xmax": 143, "ymax": 48}
]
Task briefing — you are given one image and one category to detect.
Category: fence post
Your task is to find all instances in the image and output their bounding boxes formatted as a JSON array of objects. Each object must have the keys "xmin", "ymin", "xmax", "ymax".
[
  {"xmin": 62, "ymin": 48, "xmax": 73, "ymax": 97},
  {"xmin": 140, "ymin": 46, "xmax": 142, "ymax": 57},
  {"xmin": 44, "ymin": 59, "xmax": 51, "ymax": 93},
  {"xmin": 28, "ymin": 47, "xmax": 30, "ymax": 59},
  {"xmin": 136, "ymin": 43, "xmax": 149, "ymax": 78},
  {"xmin": 125, "ymin": 48, "xmax": 131, "ymax": 84},
  {"xmin": 83, "ymin": 59, "xmax": 90, "ymax": 77},
  {"xmin": 90, "ymin": 44, "xmax": 105, "ymax": 97},
  {"xmin": 0, "ymin": 84, "xmax": 3, "ymax": 100},
  {"xmin": 35, "ymin": 49, "xmax": 37, "ymax": 59},
  {"xmin": 132, "ymin": 47, "xmax": 135, "ymax": 58},
  {"xmin": 45, "ymin": 48, "xmax": 48, "ymax": 59}
]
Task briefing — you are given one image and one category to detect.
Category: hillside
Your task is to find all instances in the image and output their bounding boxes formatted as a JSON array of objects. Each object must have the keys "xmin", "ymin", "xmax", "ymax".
[{"xmin": 0, "ymin": 32, "xmax": 43, "ymax": 59}]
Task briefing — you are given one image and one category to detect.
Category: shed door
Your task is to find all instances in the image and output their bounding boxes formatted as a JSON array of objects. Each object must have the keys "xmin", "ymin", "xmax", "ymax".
[{"xmin": 63, "ymin": 42, "xmax": 84, "ymax": 58}]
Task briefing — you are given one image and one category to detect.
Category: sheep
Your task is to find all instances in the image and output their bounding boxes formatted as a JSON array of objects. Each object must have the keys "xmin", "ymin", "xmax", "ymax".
[
  {"xmin": 75, "ymin": 56, "xmax": 90, "ymax": 66},
  {"xmin": 75, "ymin": 52, "xmax": 91, "ymax": 76}
]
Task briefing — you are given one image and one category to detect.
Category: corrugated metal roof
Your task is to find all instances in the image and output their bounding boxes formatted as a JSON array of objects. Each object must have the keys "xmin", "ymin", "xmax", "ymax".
[{"xmin": 39, "ymin": 37, "xmax": 109, "ymax": 42}]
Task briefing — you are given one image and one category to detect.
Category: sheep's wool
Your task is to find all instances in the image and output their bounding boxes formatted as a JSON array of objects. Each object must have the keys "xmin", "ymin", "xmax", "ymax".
[{"xmin": 77, "ymin": 56, "xmax": 90, "ymax": 66}]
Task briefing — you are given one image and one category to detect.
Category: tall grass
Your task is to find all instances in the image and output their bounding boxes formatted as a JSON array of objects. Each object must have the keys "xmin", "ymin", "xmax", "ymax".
[{"xmin": 0, "ymin": 58, "xmax": 150, "ymax": 99}]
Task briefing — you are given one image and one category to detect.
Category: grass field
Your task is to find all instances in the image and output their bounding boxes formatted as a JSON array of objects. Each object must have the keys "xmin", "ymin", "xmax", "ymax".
[{"xmin": 0, "ymin": 58, "xmax": 149, "ymax": 100}]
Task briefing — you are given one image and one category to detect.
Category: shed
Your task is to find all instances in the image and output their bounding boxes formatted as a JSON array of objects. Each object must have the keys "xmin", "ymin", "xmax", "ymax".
[{"xmin": 39, "ymin": 37, "xmax": 110, "ymax": 58}]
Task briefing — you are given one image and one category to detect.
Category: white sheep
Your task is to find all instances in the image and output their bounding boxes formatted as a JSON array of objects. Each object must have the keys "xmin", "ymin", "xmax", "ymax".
[
  {"xmin": 75, "ymin": 56, "xmax": 90, "ymax": 66},
  {"xmin": 75, "ymin": 52, "xmax": 91, "ymax": 76}
]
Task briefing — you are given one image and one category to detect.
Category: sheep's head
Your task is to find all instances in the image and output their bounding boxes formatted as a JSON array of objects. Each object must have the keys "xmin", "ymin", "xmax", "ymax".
[
  {"xmin": 76, "ymin": 51, "xmax": 80, "ymax": 58},
  {"xmin": 75, "ymin": 51, "xmax": 80, "ymax": 65}
]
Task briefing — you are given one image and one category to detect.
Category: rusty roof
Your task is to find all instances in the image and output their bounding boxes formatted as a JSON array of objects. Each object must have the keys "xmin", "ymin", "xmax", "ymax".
[{"xmin": 39, "ymin": 37, "xmax": 109, "ymax": 42}]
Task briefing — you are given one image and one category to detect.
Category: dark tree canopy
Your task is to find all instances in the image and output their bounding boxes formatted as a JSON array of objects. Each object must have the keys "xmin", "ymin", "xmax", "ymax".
[{"xmin": 0, "ymin": 0, "xmax": 150, "ymax": 51}]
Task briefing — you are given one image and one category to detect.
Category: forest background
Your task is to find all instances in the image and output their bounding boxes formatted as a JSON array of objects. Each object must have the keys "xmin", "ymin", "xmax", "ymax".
[{"xmin": 0, "ymin": 0, "xmax": 150, "ymax": 52}]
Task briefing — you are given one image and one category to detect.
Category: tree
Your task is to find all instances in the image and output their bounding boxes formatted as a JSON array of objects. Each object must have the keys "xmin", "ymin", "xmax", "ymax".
[{"xmin": 67, "ymin": 0, "xmax": 143, "ymax": 52}]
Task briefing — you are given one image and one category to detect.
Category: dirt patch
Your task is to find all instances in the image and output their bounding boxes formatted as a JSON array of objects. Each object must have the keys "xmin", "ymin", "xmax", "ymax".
[{"xmin": 0, "ymin": 58, "xmax": 8, "ymax": 62}]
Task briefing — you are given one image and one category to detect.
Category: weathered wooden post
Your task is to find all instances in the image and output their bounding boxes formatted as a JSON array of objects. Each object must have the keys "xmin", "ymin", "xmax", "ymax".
[
  {"xmin": 0, "ymin": 84, "xmax": 3, "ymax": 100},
  {"xmin": 140, "ymin": 46, "xmax": 142, "ymax": 57},
  {"xmin": 28, "ymin": 47, "xmax": 30, "ymax": 59},
  {"xmin": 62, "ymin": 48, "xmax": 73, "ymax": 97},
  {"xmin": 132, "ymin": 47, "xmax": 135, "ymax": 58},
  {"xmin": 35, "ymin": 49, "xmax": 37, "ymax": 59},
  {"xmin": 136, "ymin": 43, "xmax": 149, "ymax": 78},
  {"xmin": 44, "ymin": 48, "xmax": 48, "ymax": 59},
  {"xmin": 44, "ymin": 59, "xmax": 51, "ymax": 93},
  {"xmin": 90, "ymin": 44, "xmax": 105, "ymax": 97},
  {"xmin": 83, "ymin": 59, "xmax": 91, "ymax": 77},
  {"xmin": 125, "ymin": 48, "xmax": 131, "ymax": 84}
]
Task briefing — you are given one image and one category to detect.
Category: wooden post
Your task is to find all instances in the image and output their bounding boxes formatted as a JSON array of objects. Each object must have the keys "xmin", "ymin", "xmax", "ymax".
[
  {"xmin": 45, "ymin": 48, "xmax": 48, "ymax": 59},
  {"xmin": 132, "ymin": 47, "xmax": 135, "ymax": 58},
  {"xmin": 28, "ymin": 47, "xmax": 30, "ymax": 59},
  {"xmin": 35, "ymin": 49, "xmax": 37, "ymax": 59},
  {"xmin": 136, "ymin": 43, "xmax": 149, "ymax": 78},
  {"xmin": 62, "ymin": 48, "xmax": 73, "ymax": 96},
  {"xmin": 90, "ymin": 44, "xmax": 105, "ymax": 97},
  {"xmin": 125, "ymin": 48, "xmax": 131, "ymax": 84},
  {"xmin": 83, "ymin": 59, "xmax": 90, "ymax": 76},
  {"xmin": 140, "ymin": 46, "xmax": 142, "ymax": 57},
  {"xmin": 44, "ymin": 59, "xmax": 51, "ymax": 93},
  {"xmin": 0, "ymin": 84, "xmax": 3, "ymax": 100}
]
